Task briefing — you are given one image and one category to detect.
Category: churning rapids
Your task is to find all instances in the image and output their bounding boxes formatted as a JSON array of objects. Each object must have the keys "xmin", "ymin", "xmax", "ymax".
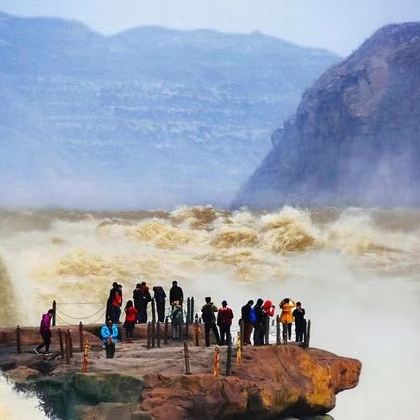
[{"xmin": 1, "ymin": 205, "xmax": 420, "ymax": 419}]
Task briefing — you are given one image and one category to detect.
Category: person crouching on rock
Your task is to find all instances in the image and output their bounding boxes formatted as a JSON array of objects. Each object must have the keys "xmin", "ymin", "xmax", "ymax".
[
  {"xmin": 241, "ymin": 300, "xmax": 254, "ymax": 345},
  {"xmin": 217, "ymin": 300, "xmax": 234, "ymax": 345},
  {"xmin": 280, "ymin": 298, "xmax": 296, "ymax": 342},
  {"xmin": 33, "ymin": 308, "xmax": 54, "ymax": 355},
  {"xmin": 292, "ymin": 301, "xmax": 306, "ymax": 343},
  {"xmin": 202, "ymin": 297, "xmax": 220, "ymax": 346},
  {"xmin": 262, "ymin": 300, "xmax": 275, "ymax": 344},
  {"xmin": 101, "ymin": 318, "xmax": 119, "ymax": 359},
  {"xmin": 171, "ymin": 301, "xmax": 183, "ymax": 339},
  {"xmin": 124, "ymin": 300, "xmax": 138, "ymax": 342}
]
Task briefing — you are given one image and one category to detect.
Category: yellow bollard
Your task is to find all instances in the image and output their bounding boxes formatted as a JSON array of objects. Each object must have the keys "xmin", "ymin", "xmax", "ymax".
[
  {"xmin": 213, "ymin": 345, "xmax": 220, "ymax": 377},
  {"xmin": 236, "ymin": 332, "xmax": 242, "ymax": 365},
  {"xmin": 82, "ymin": 340, "xmax": 90, "ymax": 373}
]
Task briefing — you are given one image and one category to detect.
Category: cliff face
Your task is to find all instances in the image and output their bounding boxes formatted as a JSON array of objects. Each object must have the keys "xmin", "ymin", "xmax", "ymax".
[
  {"xmin": 235, "ymin": 22, "xmax": 420, "ymax": 208},
  {"xmin": 2, "ymin": 340, "xmax": 361, "ymax": 420}
]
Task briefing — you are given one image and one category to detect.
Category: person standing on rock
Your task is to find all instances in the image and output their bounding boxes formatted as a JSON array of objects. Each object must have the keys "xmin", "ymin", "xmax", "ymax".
[
  {"xmin": 124, "ymin": 300, "xmax": 138, "ymax": 342},
  {"xmin": 133, "ymin": 282, "xmax": 151, "ymax": 323},
  {"xmin": 106, "ymin": 282, "xmax": 119, "ymax": 321},
  {"xmin": 217, "ymin": 300, "xmax": 234, "ymax": 345},
  {"xmin": 101, "ymin": 318, "xmax": 119, "ymax": 358},
  {"xmin": 169, "ymin": 281, "xmax": 183, "ymax": 307},
  {"xmin": 33, "ymin": 308, "xmax": 54, "ymax": 355},
  {"xmin": 253, "ymin": 299, "xmax": 266, "ymax": 346},
  {"xmin": 171, "ymin": 301, "xmax": 183, "ymax": 340},
  {"xmin": 262, "ymin": 300, "xmax": 276, "ymax": 345},
  {"xmin": 153, "ymin": 286, "xmax": 167, "ymax": 323},
  {"xmin": 280, "ymin": 298, "xmax": 296, "ymax": 342},
  {"xmin": 201, "ymin": 297, "xmax": 220, "ymax": 346},
  {"xmin": 241, "ymin": 300, "xmax": 254, "ymax": 345},
  {"xmin": 109, "ymin": 284, "xmax": 123, "ymax": 324},
  {"xmin": 292, "ymin": 302, "xmax": 306, "ymax": 343}
]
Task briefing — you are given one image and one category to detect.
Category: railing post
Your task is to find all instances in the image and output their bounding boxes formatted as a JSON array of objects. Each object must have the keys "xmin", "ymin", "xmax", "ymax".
[
  {"xmin": 239, "ymin": 320, "xmax": 244, "ymax": 352},
  {"xmin": 164, "ymin": 316, "xmax": 169, "ymax": 345},
  {"xmin": 58, "ymin": 328, "xmax": 64, "ymax": 359},
  {"xmin": 213, "ymin": 345, "xmax": 220, "ymax": 377},
  {"xmin": 151, "ymin": 299, "xmax": 156, "ymax": 348},
  {"xmin": 82, "ymin": 340, "xmax": 90, "ymax": 373},
  {"xmin": 190, "ymin": 297, "xmax": 194, "ymax": 323},
  {"xmin": 52, "ymin": 300, "xmax": 56, "ymax": 326},
  {"xmin": 236, "ymin": 332, "xmax": 242, "ymax": 365},
  {"xmin": 79, "ymin": 322, "xmax": 84, "ymax": 352},
  {"xmin": 276, "ymin": 315, "xmax": 280, "ymax": 345},
  {"xmin": 185, "ymin": 317, "xmax": 189, "ymax": 341},
  {"xmin": 16, "ymin": 326, "xmax": 21, "ymax": 354},
  {"xmin": 265, "ymin": 316, "xmax": 270, "ymax": 345},
  {"xmin": 194, "ymin": 314, "xmax": 199, "ymax": 346},
  {"xmin": 67, "ymin": 329, "xmax": 73, "ymax": 358},
  {"xmin": 157, "ymin": 322, "xmax": 161, "ymax": 348},
  {"xmin": 65, "ymin": 331, "xmax": 70, "ymax": 364},
  {"xmin": 226, "ymin": 339, "xmax": 232, "ymax": 376},
  {"xmin": 304, "ymin": 320, "xmax": 311, "ymax": 349},
  {"xmin": 184, "ymin": 341, "xmax": 191, "ymax": 375},
  {"xmin": 147, "ymin": 322, "xmax": 151, "ymax": 349},
  {"xmin": 186, "ymin": 297, "xmax": 191, "ymax": 325}
]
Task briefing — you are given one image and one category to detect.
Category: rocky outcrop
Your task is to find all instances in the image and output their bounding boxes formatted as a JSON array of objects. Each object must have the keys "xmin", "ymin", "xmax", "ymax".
[
  {"xmin": 1, "ymin": 340, "xmax": 361, "ymax": 420},
  {"xmin": 141, "ymin": 346, "xmax": 360, "ymax": 419},
  {"xmin": 235, "ymin": 22, "xmax": 420, "ymax": 208}
]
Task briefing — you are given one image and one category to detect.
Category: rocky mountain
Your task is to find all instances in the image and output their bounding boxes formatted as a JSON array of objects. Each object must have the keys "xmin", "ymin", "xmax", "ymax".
[
  {"xmin": 234, "ymin": 22, "xmax": 420, "ymax": 208},
  {"xmin": 0, "ymin": 11, "xmax": 338, "ymax": 209}
]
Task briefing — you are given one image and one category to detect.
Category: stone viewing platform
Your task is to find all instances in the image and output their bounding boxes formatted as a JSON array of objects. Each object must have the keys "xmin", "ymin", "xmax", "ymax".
[{"xmin": 0, "ymin": 323, "xmax": 361, "ymax": 420}]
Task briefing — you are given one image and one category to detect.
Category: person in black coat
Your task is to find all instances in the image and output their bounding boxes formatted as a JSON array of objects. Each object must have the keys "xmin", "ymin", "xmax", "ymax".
[
  {"xmin": 201, "ymin": 297, "xmax": 220, "ymax": 346},
  {"xmin": 169, "ymin": 281, "xmax": 183, "ymax": 307},
  {"xmin": 241, "ymin": 300, "xmax": 254, "ymax": 345},
  {"xmin": 292, "ymin": 301, "xmax": 306, "ymax": 342},
  {"xmin": 153, "ymin": 286, "xmax": 167, "ymax": 323},
  {"xmin": 132, "ymin": 282, "xmax": 151, "ymax": 323},
  {"xmin": 253, "ymin": 299, "xmax": 265, "ymax": 346}
]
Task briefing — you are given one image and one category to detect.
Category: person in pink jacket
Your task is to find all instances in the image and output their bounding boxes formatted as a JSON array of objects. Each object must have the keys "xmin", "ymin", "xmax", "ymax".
[{"xmin": 33, "ymin": 308, "xmax": 54, "ymax": 354}]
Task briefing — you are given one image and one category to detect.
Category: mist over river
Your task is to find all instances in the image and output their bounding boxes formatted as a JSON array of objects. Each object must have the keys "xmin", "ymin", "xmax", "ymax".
[{"xmin": 1, "ymin": 205, "xmax": 420, "ymax": 419}]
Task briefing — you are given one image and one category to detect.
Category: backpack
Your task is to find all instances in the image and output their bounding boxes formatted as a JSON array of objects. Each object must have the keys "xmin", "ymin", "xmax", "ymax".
[{"xmin": 249, "ymin": 308, "xmax": 257, "ymax": 325}]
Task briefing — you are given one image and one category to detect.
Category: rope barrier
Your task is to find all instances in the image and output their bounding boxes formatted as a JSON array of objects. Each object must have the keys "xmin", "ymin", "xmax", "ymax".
[{"xmin": 56, "ymin": 304, "xmax": 107, "ymax": 320}]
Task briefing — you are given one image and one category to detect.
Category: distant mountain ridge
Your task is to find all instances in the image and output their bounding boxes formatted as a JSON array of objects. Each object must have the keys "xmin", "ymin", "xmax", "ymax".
[
  {"xmin": 0, "ymin": 11, "xmax": 338, "ymax": 209},
  {"xmin": 234, "ymin": 22, "xmax": 420, "ymax": 208}
]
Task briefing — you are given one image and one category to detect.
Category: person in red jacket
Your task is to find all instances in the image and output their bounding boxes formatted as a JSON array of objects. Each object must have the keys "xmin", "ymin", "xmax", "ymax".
[
  {"xmin": 124, "ymin": 300, "xmax": 138, "ymax": 341},
  {"xmin": 217, "ymin": 300, "xmax": 234, "ymax": 345},
  {"xmin": 262, "ymin": 300, "xmax": 275, "ymax": 345}
]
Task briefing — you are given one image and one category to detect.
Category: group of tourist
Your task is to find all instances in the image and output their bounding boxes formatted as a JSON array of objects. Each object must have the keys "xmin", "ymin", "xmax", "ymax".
[{"xmin": 33, "ymin": 280, "xmax": 307, "ymax": 359}]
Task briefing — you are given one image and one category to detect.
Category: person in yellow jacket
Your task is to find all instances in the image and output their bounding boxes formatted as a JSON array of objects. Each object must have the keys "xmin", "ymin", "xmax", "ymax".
[{"xmin": 279, "ymin": 298, "xmax": 295, "ymax": 341}]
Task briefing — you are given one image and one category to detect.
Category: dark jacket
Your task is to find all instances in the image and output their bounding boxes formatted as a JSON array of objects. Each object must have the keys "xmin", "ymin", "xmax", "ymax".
[
  {"xmin": 253, "ymin": 301, "xmax": 265, "ymax": 326},
  {"xmin": 217, "ymin": 307, "xmax": 234, "ymax": 326},
  {"xmin": 133, "ymin": 285, "xmax": 151, "ymax": 306},
  {"xmin": 201, "ymin": 303, "xmax": 218, "ymax": 323},
  {"xmin": 241, "ymin": 304, "xmax": 252, "ymax": 323},
  {"xmin": 292, "ymin": 307, "xmax": 306, "ymax": 325},
  {"xmin": 153, "ymin": 286, "xmax": 166, "ymax": 303},
  {"xmin": 170, "ymin": 285, "xmax": 184, "ymax": 304}
]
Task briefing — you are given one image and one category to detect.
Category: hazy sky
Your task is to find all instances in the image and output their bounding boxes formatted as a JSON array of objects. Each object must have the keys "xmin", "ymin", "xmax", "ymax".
[{"xmin": 0, "ymin": 0, "xmax": 419, "ymax": 55}]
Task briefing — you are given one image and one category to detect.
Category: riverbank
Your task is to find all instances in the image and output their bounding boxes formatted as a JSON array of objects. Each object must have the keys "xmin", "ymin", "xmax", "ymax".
[{"xmin": 0, "ymin": 324, "xmax": 361, "ymax": 420}]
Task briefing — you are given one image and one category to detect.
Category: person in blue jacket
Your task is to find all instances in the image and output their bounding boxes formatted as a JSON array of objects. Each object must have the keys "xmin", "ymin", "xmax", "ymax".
[{"xmin": 101, "ymin": 318, "xmax": 119, "ymax": 359}]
